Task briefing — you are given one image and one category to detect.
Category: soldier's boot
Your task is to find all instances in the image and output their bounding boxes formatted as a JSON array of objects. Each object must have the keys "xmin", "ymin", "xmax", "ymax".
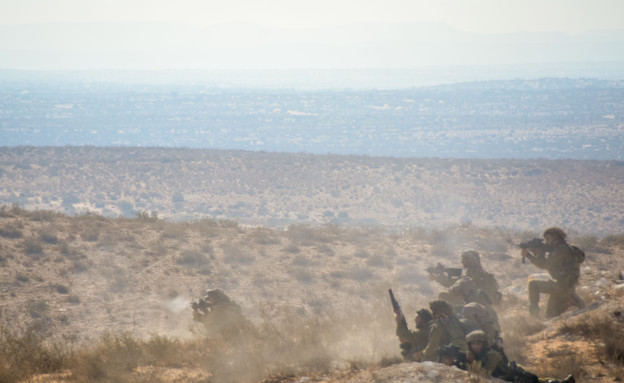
[
  {"xmin": 529, "ymin": 303, "xmax": 540, "ymax": 317},
  {"xmin": 561, "ymin": 374, "xmax": 575, "ymax": 383}
]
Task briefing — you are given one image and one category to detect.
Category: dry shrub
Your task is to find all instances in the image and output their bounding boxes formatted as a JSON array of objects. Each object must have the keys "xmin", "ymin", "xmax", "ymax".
[
  {"xmin": 282, "ymin": 242, "xmax": 301, "ymax": 254},
  {"xmin": 39, "ymin": 228, "xmax": 58, "ymax": 244},
  {"xmin": 246, "ymin": 228, "xmax": 281, "ymax": 245},
  {"xmin": 176, "ymin": 250, "xmax": 211, "ymax": 275},
  {"xmin": 285, "ymin": 223, "xmax": 330, "ymax": 245},
  {"xmin": 291, "ymin": 254, "xmax": 314, "ymax": 267},
  {"xmin": 22, "ymin": 237, "xmax": 44, "ymax": 255},
  {"xmin": 160, "ymin": 223, "xmax": 188, "ymax": 240},
  {"xmin": 291, "ymin": 267, "xmax": 314, "ymax": 284},
  {"xmin": 601, "ymin": 233, "xmax": 624, "ymax": 248},
  {"xmin": 559, "ymin": 314, "xmax": 624, "ymax": 364},
  {"xmin": 574, "ymin": 235, "xmax": 611, "ymax": 254},
  {"xmin": 315, "ymin": 244, "xmax": 334, "ymax": 256},
  {"xmin": 0, "ymin": 224, "xmax": 23, "ymax": 239},
  {"xmin": 0, "ymin": 328, "xmax": 69, "ymax": 383},
  {"xmin": 30, "ymin": 209, "xmax": 62, "ymax": 222},
  {"xmin": 531, "ymin": 348, "xmax": 585, "ymax": 382},
  {"xmin": 222, "ymin": 243, "xmax": 255, "ymax": 265},
  {"xmin": 80, "ymin": 229, "xmax": 99, "ymax": 242}
]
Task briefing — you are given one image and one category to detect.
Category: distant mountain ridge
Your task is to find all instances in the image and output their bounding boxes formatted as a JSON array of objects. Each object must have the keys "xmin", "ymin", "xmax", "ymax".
[{"xmin": 1, "ymin": 21, "xmax": 624, "ymax": 70}]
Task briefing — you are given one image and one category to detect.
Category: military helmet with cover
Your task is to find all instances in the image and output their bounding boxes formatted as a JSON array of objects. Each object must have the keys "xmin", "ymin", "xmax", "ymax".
[
  {"xmin": 429, "ymin": 300, "xmax": 454, "ymax": 316},
  {"xmin": 465, "ymin": 329, "xmax": 488, "ymax": 344},
  {"xmin": 461, "ymin": 250, "xmax": 481, "ymax": 269}
]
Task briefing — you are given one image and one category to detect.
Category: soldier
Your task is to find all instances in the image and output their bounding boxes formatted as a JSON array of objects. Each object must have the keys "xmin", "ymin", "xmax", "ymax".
[
  {"xmin": 419, "ymin": 300, "xmax": 472, "ymax": 362},
  {"xmin": 430, "ymin": 250, "xmax": 502, "ymax": 306},
  {"xmin": 395, "ymin": 308, "xmax": 433, "ymax": 361},
  {"xmin": 461, "ymin": 330, "xmax": 575, "ymax": 383},
  {"xmin": 522, "ymin": 227, "xmax": 584, "ymax": 318},
  {"xmin": 191, "ymin": 289, "xmax": 251, "ymax": 338},
  {"xmin": 461, "ymin": 301, "xmax": 502, "ymax": 349}
]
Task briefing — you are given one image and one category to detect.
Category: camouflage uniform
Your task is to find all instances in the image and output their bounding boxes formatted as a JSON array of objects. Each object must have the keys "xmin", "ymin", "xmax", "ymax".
[
  {"xmin": 525, "ymin": 231, "xmax": 582, "ymax": 318},
  {"xmin": 395, "ymin": 308, "xmax": 432, "ymax": 361},
  {"xmin": 421, "ymin": 300, "xmax": 472, "ymax": 362},
  {"xmin": 460, "ymin": 330, "xmax": 574, "ymax": 383},
  {"xmin": 192, "ymin": 289, "xmax": 251, "ymax": 338},
  {"xmin": 432, "ymin": 251, "xmax": 502, "ymax": 306},
  {"xmin": 461, "ymin": 302, "xmax": 502, "ymax": 348}
]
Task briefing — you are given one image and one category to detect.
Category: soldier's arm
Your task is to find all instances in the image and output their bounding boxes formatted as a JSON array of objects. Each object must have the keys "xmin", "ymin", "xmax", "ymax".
[
  {"xmin": 525, "ymin": 250, "xmax": 548, "ymax": 269},
  {"xmin": 422, "ymin": 324, "xmax": 443, "ymax": 362},
  {"xmin": 483, "ymin": 349, "xmax": 503, "ymax": 374},
  {"xmin": 431, "ymin": 273, "xmax": 459, "ymax": 288}
]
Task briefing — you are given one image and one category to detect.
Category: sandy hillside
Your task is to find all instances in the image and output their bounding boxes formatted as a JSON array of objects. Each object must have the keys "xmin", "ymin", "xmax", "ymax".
[{"xmin": 1, "ymin": 204, "xmax": 624, "ymax": 382}]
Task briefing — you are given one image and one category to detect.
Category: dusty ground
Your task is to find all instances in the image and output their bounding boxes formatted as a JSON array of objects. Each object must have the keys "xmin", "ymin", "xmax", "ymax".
[{"xmin": 1, "ymin": 204, "xmax": 623, "ymax": 382}]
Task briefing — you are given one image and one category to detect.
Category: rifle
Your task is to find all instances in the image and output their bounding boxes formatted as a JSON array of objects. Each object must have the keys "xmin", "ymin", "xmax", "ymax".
[
  {"xmin": 519, "ymin": 237, "xmax": 548, "ymax": 264},
  {"xmin": 389, "ymin": 288, "xmax": 408, "ymax": 331},
  {"xmin": 426, "ymin": 262, "xmax": 462, "ymax": 279},
  {"xmin": 389, "ymin": 289, "xmax": 416, "ymax": 359}
]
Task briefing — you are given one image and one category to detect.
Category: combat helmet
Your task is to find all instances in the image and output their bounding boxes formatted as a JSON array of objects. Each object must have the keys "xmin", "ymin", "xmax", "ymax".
[
  {"xmin": 416, "ymin": 308, "xmax": 433, "ymax": 324},
  {"xmin": 429, "ymin": 300, "xmax": 454, "ymax": 316},
  {"xmin": 461, "ymin": 250, "xmax": 481, "ymax": 269},
  {"xmin": 465, "ymin": 329, "xmax": 488, "ymax": 344}
]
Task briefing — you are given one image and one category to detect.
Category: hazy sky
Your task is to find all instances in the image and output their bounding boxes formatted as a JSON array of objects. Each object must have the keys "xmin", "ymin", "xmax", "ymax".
[{"xmin": 1, "ymin": 0, "xmax": 623, "ymax": 33}]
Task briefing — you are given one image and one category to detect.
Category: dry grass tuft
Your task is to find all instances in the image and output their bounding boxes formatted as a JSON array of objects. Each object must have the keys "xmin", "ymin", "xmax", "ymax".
[
  {"xmin": 0, "ymin": 328, "xmax": 69, "ymax": 383},
  {"xmin": 559, "ymin": 314, "xmax": 624, "ymax": 364}
]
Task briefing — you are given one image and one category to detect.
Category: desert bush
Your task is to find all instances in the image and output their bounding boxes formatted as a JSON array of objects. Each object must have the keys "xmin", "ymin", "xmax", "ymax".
[
  {"xmin": 246, "ymin": 228, "xmax": 281, "ymax": 245},
  {"xmin": 283, "ymin": 243, "xmax": 301, "ymax": 254},
  {"xmin": 291, "ymin": 267, "xmax": 314, "ymax": 284},
  {"xmin": 285, "ymin": 223, "xmax": 330, "ymax": 245},
  {"xmin": 218, "ymin": 219, "xmax": 239, "ymax": 229},
  {"xmin": 136, "ymin": 210, "xmax": 159, "ymax": 222},
  {"xmin": 0, "ymin": 224, "xmax": 23, "ymax": 239},
  {"xmin": 53, "ymin": 284, "xmax": 69, "ymax": 294},
  {"xmin": 291, "ymin": 254, "xmax": 315, "ymax": 267},
  {"xmin": 160, "ymin": 224, "xmax": 187, "ymax": 240},
  {"xmin": 315, "ymin": 244, "xmax": 334, "ymax": 256},
  {"xmin": 72, "ymin": 333, "xmax": 143, "ymax": 381},
  {"xmin": 39, "ymin": 229, "xmax": 58, "ymax": 244},
  {"xmin": 559, "ymin": 314, "xmax": 624, "ymax": 364},
  {"xmin": 0, "ymin": 328, "xmax": 68, "ymax": 383},
  {"xmin": 346, "ymin": 266, "xmax": 373, "ymax": 282},
  {"xmin": 80, "ymin": 229, "xmax": 99, "ymax": 242},
  {"xmin": 66, "ymin": 295, "xmax": 80, "ymax": 304},
  {"xmin": 574, "ymin": 235, "xmax": 611, "ymax": 254},
  {"xmin": 531, "ymin": 348, "xmax": 585, "ymax": 382},
  {"xmin": 353, "ymin": 249, "xmax": 370, "ymax": 259},
  {"xmin": 26, "ymin": 299, "xmax": 49, "ymax": 319},
  {"xmin": 601, "ymin": 233, "xmax": 624, "ymax": 248},
  {"xmin": 15, "ymin": 272, "xmax": 28, "ymax": 283},
  {"xmin": 222, "ymin": 243, "xmax": 255, "ymax": 265},
  {"xmin": 30, "ymin": 209, "xmax": 62, "ymax": 222},
  {"xmin": 366, "ymin": 254, "xmax": 386, "ymax": 268},
  {"xmin": 70, "ymin": 259, "xmax": 90, "ymax": 273},
  {"xmin": 176, "ymin": 250, "xmax": 211, "ymax": 275},
  {"xmin": 22, "ymin": 237, "xmax": 44, "ymax": 255}
]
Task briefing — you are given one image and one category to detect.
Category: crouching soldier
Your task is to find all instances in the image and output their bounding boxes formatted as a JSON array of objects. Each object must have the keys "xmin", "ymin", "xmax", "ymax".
[
  {"xmin": 395, "ymin": 308, "xmax": 433, "ymax": 361},
  {"xmin": 522, "ymin": 227, "xmax": 585, "ymax": 318},
  {"xmin": 460, "ymin": 330, "xmax": 575, "ymax": 383},
  {"xmin": 191, "ymin": 289, "xmax": 253, "ymax": 338},
  {"xmin": 419, "ymin": 300, "xmax": 472, "ymax": 362}
]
